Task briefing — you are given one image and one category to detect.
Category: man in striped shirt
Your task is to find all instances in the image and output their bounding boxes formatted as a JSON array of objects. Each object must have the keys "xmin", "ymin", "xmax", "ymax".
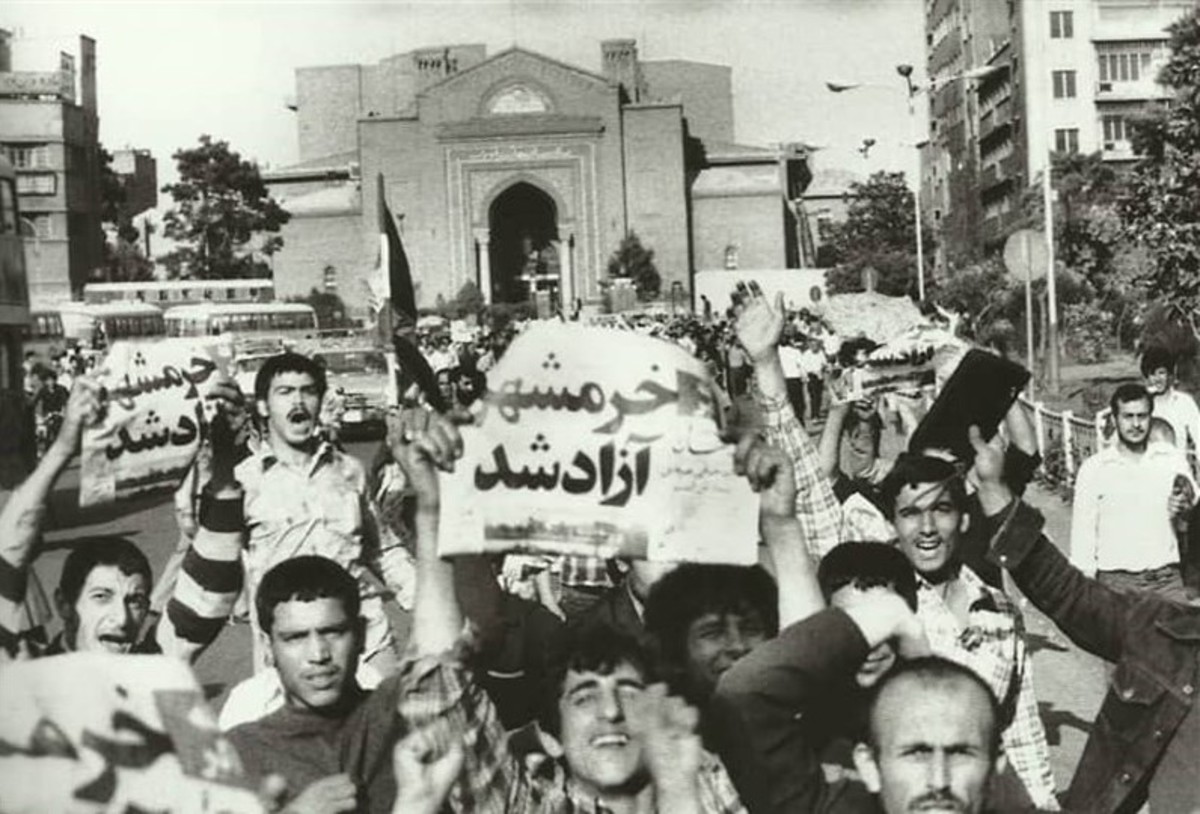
[{"xmin": 0, "ymin": 376, "xmax": 244, "ymax": 663}]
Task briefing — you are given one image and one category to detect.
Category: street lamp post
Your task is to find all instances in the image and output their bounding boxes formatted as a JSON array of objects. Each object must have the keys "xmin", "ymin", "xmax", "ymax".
[{"xmin": 828, "ymin": 64, "xmax": 1001, "ymax": 304}]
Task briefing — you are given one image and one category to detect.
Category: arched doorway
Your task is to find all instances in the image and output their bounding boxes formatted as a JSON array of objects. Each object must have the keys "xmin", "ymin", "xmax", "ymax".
[{"xmin": 488, "ymin": 182, "xmax": 560, "ymax": 304}]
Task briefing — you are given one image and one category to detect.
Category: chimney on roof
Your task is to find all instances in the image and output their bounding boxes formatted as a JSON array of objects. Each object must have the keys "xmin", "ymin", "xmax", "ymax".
[{"xmin": 601, "ymin": 39, "xmax": 645, "ymax": 103}]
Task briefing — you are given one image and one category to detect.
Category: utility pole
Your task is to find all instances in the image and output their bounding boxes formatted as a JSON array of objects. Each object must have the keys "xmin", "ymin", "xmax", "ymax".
[{"xmin": 1042, "ymin": 156, "xmax": 1060, "ymax": 391}]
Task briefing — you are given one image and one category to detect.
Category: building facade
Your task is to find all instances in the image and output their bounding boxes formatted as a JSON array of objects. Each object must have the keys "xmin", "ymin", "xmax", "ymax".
[
  {"xmin": 266, "ymin": 39, "xmax": 812, "ymax": 316},
  {"xmin": 921, "ymin": 0, "xmax": 1191, "ymax": 266},
  {"xmin": 0, "ymin": 30, "xmax": 103, "ymax": 306}
]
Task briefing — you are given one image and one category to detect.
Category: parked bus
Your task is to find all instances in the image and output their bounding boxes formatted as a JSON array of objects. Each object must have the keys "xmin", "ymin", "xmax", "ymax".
[
  {"xmin": 21, "ymin": 309, "xmax": 64, "ymax": 360},
  {"xmin": 0, "ymin": 156, "xmax": 33, "ymax": 490},
  {"xmin": 83, "ymin": 278, "xmax": 275, "ymax": 306},
  {"xmin": 58, "ymin": 301, "xmax": 166, "ymax": 347},
  {"xmin": 163, "ymin": 302, "xmax": 318, "ymax": 340}
]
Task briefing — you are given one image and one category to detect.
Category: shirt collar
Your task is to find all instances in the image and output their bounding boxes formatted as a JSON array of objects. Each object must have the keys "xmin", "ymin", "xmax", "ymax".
[{"xmin": 257, "ymin": 438, "xmax": 336, "ymax": 477}]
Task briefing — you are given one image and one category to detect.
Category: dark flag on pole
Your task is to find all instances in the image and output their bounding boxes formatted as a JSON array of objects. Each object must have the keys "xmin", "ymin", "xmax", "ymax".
[
  {"xmin": 377, "ymin": 173, "xmax": 448, "ymax": 412},
  {"xmin": 378, "ymin": 173, "xmax": 416, "ymax": 326}
]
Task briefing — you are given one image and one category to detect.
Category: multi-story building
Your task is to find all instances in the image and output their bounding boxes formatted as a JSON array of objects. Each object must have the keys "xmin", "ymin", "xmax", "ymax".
[
  {"xmin": 922, "ymin": 0, "xmax": 1191, "ymax": 265},
  {"xmin": 265, "ymin": 39, "xmax": 813, "ymax": 316},
  {"xmin": 0, "ymin": 30, "xmax": 103, "ymax": 305}
]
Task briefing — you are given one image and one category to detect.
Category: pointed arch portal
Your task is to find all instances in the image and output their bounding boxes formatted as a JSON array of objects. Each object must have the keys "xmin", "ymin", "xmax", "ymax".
[{"xmin": 487, "ymin": 182, "xmax": 560, "ymax": 305}]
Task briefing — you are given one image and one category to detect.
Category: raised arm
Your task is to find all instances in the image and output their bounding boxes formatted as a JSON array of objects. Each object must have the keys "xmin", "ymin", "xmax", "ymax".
[
  {"xmin": 156, "ymin": 376, "xmax": 247, "ymax": 663},
  {"xmin": 816, "ymin": 402, "xmax": 849, "ymax": 482},
  {"xmin": 734, "ymin": 287, "xmax": 842, "ymax": 560},
  {"xmin": 0, "ymin": 378, "xmax": 101, "ymax": 652},
  {"xmin": 737, "ymin": 436, "xmax": 823, "ymax": 627}
]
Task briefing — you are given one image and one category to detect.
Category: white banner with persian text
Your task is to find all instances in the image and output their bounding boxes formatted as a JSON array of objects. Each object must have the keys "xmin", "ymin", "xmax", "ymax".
[
  {"xmin": 80, "ymin": 338, "xmax": 233, "ymax": 508},
  {"xmin": 439, "ymin": 323, "xmax": 758, "ymax": 564},
  {"xmin": 0, "ymin": 654, "xmax": 262, "ymax": 813}
]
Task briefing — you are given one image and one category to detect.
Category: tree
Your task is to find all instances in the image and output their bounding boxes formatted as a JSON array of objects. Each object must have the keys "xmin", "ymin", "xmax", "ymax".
[
  {"xmin": 822, "ymin": 171, "xmax": 933, "ymax": 297},
  {"xmin": 97, "ymin": 145, "xmax": 153, "ymax": 282},
  {"xmin": 607, "ymin": 232, "xmax": 661, "ymax": 301},
  {"xmin": 160, "ymin": 135, "xmax": 290, "ymax": 279},
  {"xmin": 290, "ymin": 288, "xmax": 353, "ymax": 329},
  {"xmin": 1120, "ymin": 8, "xmax": 1200, "ymax": 318}
]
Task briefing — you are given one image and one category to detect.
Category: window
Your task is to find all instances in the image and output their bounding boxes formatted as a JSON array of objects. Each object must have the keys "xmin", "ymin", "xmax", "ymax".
[
  {"xmin": 1052, "ymin": 70, "xmax": 1077, "ymax": 99},
  {"xmin": 323, "ymin": 264, "xmax": 337, "ymax": 293},
  {"xmin": 16, "ymin": 174, "xmax": 56, "ymax": 195},
  {"xmin": 1099, "ymin": 51, "xmax": 1150, "ymax": 83},
  {"xmin": 0, "ymin": 180, "xmax": 16, "ymax": 234},
  {"xmin": 1050, "ymin": 10, "xmax": 1073, "ymax": 38},
  {"xmin": 1102, "ymin": 115, "xmax": 1128, "ymax": 144},
  {"xmin": 4, "ymin": 144, "xmax": 50, "ymax": 169},
  {"xmin": 1054, "ymin": 128, "xmax": 1079, "ymax": 153}
]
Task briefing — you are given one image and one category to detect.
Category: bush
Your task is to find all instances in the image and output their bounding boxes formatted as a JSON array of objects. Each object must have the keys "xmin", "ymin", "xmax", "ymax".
[
  {"xmin": 1062, "ymin": 301, "xmax": 1114, "ymax": 364},
  {"xmin": 1035, "ymin": 442, "xmax": 1075, "ymax": 503}
]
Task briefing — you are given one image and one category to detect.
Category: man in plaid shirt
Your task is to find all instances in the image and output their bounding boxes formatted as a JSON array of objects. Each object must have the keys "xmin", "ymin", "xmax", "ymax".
[
  {"xmin": 881, "ymin": 453, "xmax": 1058, "ymax": 810},
  {"xmin": 732, "ymin": 285, "xmax": 843, "ymax": 561},
  {"xmin": 392, "ymin": 410, "xmax": 747, "ymax": 814}
]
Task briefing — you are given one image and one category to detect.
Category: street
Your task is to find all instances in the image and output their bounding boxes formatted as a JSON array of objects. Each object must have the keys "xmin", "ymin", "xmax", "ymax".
[{"xmin": 31, "ymin": 440, "xmax": 1107, "ymax": 794}]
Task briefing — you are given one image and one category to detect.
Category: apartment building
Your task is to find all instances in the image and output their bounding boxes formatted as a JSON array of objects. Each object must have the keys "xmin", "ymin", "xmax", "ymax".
[
  {"xmin": 0, "ymin": 30, "xmax": 103, "ymax": 305},
  {"xmin": 922, "ymin": 0, "xmax": 1191, "ymax": 264}
]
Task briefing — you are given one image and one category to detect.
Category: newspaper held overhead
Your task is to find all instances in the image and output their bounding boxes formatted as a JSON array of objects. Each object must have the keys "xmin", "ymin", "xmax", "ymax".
[
  {"xmin": 80, "ymin": 338, "xmax": 233, "ymax": 508},
  {"xmin": 0, "ymin": 653, "xmax": 262, "ymax": 813},
  {"xmin": 438, "ymin": 323, "xmax": 758, "ymax": 565}
]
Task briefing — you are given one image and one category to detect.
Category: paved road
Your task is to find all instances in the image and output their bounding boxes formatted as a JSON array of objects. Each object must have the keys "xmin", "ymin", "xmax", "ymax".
[{"xmin": 31, "ymin": 441, "xmax": 1107, "ymax": 796}]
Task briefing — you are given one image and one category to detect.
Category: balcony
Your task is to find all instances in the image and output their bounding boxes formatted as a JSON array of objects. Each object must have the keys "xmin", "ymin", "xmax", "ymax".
[
  {"xmin": 1101, "ymin": 140, "xmax": 1138, "ymax": 161},
  {"xmin": 1095, "ymin": 80, "xmax": 1169, "ymax": 102}
]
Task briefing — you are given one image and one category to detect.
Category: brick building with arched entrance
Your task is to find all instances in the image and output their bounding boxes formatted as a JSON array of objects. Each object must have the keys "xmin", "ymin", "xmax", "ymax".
[{"xmin": 265, "ymin": 39, "xmax": 814, "ymax": 317}]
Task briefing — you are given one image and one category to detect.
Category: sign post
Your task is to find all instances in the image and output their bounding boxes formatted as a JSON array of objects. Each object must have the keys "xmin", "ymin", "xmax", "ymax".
[{"xmin": 1003, "ymin": 229, "xmax": 1048, "ymax": 400}]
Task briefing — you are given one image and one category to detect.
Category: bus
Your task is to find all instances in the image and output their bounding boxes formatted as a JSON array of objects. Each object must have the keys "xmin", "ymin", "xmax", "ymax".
[
  {"xmin": 163, "ymin": 302, "xmax": 318, "ymax": 340},
  {"xmin": 58, "ymin": 301, "xmax": 166, "ymax": 347},
  {"xmin": 0, "ymin": 156, "xmax": 33, "ymax": 490},
  {"xmin": 83, "ymin": 278, "xmax": 275, "ymax": 307},
  {"xmin": 21, "ymin": 309, "xmax": 64, "ymax": 360}
]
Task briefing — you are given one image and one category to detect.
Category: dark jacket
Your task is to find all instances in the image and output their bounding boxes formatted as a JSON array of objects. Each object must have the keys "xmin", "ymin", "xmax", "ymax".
[
  {"xmin": 987, "ymin": 499, "xmax": 1200, "ymax": 813},
  {"xmin": 708, "ymin": 608, "xmax": 877, "ymax": 814}
]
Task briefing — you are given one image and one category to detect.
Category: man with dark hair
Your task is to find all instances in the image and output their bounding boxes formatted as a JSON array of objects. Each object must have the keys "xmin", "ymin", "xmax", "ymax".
[
  {"xmin": 852, "ymin": 655, "xmax": 1007, "ymax": 814},
  {"xmin": 234, "ymin": 350, "xmax": 412, "ymax": 676},
  {"xmin": 1142, "ymin": 346, "xmax": 1200, "ymax": 463},
  {"xmin": 819, "ymin": 400, "xmax": 892, "ymax": 509},
  {"xmin": 1072, "ymin": 382, "xmax": 1195, "ymax": 601},
  {"xmin": 876, "ymin": 452, "xmax": 1058, "ymax": 809},
  {"xmin": 975, "ymin": 422, "xmax": 1200, "ymax": 812},
  {"xmin": 0, "ymin": 376, "xmax": 245, "ymax": 662},
  {"xmin": 645, "ymin": 564, "xmax": 779, "ymax": 705},
  {"xmin": 373, "ymin": 409, "xmax": 746, "ymax": 813},
  {"xmin": 709, "ymin": 560, "xmax": 932, "ymax": 813}
]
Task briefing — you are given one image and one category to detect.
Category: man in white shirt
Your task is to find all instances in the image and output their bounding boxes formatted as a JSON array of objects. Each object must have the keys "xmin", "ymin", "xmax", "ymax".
[
  {"xmin": 1143, "ymin": 346, "xmax": 1200, "ymax": 472},
  {"xmin": 1071, "ymin": 382, "xmax": 1196, "ymax": 602},
  {"xmin": 777, "ymin": 333, "xmax": 807, "ymax": 423},
  {"xmin": 798, "ymin": 339, "xmax": 827, "ymax": 421}
]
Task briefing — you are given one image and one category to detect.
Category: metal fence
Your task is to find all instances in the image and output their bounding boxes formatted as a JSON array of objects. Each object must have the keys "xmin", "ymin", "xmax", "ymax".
[{"xmin": 1015, "ymin": 394, "xmax": 1106, "ymax": 481}]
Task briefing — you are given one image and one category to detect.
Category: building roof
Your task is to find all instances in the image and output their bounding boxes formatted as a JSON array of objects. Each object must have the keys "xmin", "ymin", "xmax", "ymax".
[
  {"xmin": 277, "ymin": 184, "xmax": 361, "ymax": 216},
  {"xmin": 803, "ymin": 168, "xmax": 863, "ymax": 198},
  {"xmin": 419, "ymin": 45, "xmax": 612, "ymax": 97},
  {"xmin": 691, "ymin": 163, "xmax": 781, "ymax": 197},
  {"xmin": 263, "ymin": 151, "xmax": 358, "ymax": 182},
  {"xmin": 704, "ymin": 140, "xmax": 780, "ymax": 164}
]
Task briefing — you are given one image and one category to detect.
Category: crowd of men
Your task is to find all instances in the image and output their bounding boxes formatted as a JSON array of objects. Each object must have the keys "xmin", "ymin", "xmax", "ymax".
[{"xmin": 5, "ymin": 286, "xmax": 1200, "ymax": 813}]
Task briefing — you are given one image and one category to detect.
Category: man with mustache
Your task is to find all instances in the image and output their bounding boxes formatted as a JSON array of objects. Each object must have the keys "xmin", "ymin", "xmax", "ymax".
[
  {"xmin": 1071, "ymin": 382, "xmax": 1195, "ymax": 602},
  {"xmin": 233, "ymin": 352, "xmax": 413, "ymax": 676}
]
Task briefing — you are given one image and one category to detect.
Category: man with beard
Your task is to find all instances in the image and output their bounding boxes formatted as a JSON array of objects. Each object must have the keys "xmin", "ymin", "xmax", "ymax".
[
  {"xmin": 880, "ymin": 454, "xmax": 1058, "ymax": 810},
  {"xmin": 1071, "ymin": 383, "xmax": 1195, "ymax": 601},
  {"xmin": 234, "ymin": 352, "xmax": 411, "ymax": 675}
]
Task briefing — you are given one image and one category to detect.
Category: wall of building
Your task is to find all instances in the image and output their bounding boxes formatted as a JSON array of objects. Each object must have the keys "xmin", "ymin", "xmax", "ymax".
[
  {"xmin": 295, "ymin": 65, "xmax": 364, "ymax": 163},
  {"xmin": 271, "ymin": 209, "xmax": 367, "ymax": 311},
  {"xmin": 621, "ymin": 103, "xmax": 690, "ymax": 294},
  {"xmin": 641, "ymin": 60, "xmax": 734, "ymax": 144},
  {"xmin": 692, "ymin": 192, "xmax": 785, "ymax": 271}
]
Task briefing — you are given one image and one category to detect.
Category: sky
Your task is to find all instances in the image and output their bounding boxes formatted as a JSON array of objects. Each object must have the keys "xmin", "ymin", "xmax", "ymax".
[{"xmin": 5, "ymin": 0, "xmax": 928, "ymax": 204}]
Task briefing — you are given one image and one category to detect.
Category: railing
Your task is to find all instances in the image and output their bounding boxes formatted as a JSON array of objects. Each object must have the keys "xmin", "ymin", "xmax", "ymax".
[{"xmin": 1015, "ymin": 393, "xmax": 1106, "ymax": 483}]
